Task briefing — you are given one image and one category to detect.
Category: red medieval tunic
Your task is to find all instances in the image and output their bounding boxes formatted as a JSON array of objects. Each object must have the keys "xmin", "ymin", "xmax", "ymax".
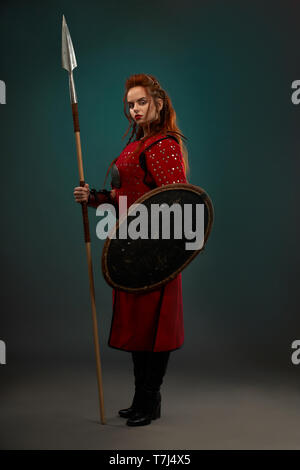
[{"xmin": 88, "ymin": 133, "xmax": 187, "ymax": 352}]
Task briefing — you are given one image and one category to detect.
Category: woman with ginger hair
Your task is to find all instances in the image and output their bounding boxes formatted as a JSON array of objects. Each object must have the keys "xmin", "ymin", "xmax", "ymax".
[{"xmin": 74, "ymin": 73, "xmax": 189, "ymax": 426}]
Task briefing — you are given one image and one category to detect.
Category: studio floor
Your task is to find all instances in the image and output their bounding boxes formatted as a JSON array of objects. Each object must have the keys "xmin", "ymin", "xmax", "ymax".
[{"xmin": 1, "ymin": 358, "xmax": 300, "ymax": 450}]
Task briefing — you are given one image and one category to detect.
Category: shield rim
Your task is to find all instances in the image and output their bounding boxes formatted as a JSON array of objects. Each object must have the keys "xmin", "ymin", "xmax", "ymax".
[{"xmin": 101, "ymin": 183, "xmax": 214, "ymax": 293}]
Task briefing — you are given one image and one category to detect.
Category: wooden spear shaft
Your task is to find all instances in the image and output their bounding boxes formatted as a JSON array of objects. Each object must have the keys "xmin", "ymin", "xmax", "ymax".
[
  {"xmin": 71, "ymin": 102, "xmax": 106, "ymax": 425},
  {"xmin": 62, "ymin": 14, "xmax": 105, "ymax": 424}
]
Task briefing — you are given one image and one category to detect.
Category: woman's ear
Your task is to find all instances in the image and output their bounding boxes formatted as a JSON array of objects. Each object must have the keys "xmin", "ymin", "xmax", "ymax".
[{"xmin": 157, "ymin": 98, "xmax": 163, "ymax": 112}]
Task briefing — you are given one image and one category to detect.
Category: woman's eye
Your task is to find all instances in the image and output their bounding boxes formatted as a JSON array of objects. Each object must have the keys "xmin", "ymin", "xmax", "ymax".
[{"xmin": 129, "ymin": 100, "xmax": 147, "ymax": 109}]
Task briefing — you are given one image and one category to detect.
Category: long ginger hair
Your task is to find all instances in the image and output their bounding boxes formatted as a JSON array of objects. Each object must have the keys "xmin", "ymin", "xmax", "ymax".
[{"xmin": 103, "ymin": 73, "xmax": 189, "ymax": 187}]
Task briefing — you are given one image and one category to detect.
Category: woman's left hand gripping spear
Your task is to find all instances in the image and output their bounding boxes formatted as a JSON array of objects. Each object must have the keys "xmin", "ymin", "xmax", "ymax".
[{"xmin": 61, "ymin": 15, "xmax": 106, "ymax": 425}]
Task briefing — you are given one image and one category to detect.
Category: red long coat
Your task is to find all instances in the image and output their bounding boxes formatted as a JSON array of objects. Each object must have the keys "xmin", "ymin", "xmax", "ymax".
[{"xmin": 88, "ymin": 133, "xmax": 187, "ymax": 352}]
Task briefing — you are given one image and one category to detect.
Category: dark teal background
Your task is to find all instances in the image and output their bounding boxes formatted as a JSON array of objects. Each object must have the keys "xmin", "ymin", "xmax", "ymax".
[{"xmin": 1, "ymin": 0, "xmax": 300, "ymax": 376}]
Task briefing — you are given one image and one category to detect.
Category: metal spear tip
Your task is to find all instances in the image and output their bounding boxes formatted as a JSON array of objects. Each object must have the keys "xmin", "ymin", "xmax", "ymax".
[{"xmin": 61, "ymin": 14, "xmax": 77, "ymax": 72}]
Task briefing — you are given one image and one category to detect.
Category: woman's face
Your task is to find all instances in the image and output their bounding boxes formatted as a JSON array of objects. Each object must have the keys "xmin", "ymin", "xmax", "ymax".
[{"xmin": 127, "ymin": 86, "xmax": 162, "ymax": 128}]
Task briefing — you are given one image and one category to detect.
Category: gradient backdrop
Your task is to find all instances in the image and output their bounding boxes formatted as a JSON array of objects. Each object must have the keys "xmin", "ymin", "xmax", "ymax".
[{"xmin": 1, "ymin": 0, "xmax": 300, "ymax": 450}]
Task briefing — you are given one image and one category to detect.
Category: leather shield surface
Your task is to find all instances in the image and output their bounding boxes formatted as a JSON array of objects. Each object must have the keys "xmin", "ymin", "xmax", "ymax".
[{"xmin": 102, "ymin": 183, "xmax": 214, "ymax": 293}]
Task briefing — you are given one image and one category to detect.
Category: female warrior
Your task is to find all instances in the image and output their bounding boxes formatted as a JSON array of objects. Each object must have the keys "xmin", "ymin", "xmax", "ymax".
[{"xmin": 74, "ymin": 73, "xmax": 189, "ymax": 426}]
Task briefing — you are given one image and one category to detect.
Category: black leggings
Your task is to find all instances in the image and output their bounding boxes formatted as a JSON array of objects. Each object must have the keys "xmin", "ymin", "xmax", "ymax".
[{"xmin": 131, "ymin": 351, "xmax": 171, "ymax": 392}]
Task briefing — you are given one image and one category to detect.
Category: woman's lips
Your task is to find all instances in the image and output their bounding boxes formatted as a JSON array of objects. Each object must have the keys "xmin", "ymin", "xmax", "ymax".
[{"xmin": 135, "ymin": 115, "xmax": 142, "ymax": 120}]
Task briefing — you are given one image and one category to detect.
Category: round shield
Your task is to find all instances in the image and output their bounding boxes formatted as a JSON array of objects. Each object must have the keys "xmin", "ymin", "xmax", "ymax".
[{"xmin": 101, "ymin": 183, "xmax": 214, "ymax": 293}]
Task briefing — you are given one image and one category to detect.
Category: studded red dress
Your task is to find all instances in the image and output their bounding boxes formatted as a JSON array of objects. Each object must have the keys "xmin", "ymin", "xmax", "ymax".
[{"xmin": 88, "ymin": 133, "xmax": 187, "ymax": 352}]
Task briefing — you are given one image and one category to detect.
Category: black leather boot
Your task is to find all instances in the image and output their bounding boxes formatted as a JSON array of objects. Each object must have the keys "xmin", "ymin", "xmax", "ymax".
[
  {"xmin": 126, "ymin": 388, "xmax": 161, "ymax": 426},
  {"xmin": 118, "ymin": 389, "xmax": 144, "ymax": 418},
  {"xmin": 118, "ymin": 352, "xmax": 148, "ymax": 418},
  {"xmin": 126, "ymin": 351, "xmax": 171, "ymax": 426}
]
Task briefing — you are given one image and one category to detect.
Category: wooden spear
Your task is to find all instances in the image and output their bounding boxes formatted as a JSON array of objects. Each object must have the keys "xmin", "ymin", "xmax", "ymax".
[{"xmin": 61, "ymin": 14, "xmax": 106, "ymax": 424}]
